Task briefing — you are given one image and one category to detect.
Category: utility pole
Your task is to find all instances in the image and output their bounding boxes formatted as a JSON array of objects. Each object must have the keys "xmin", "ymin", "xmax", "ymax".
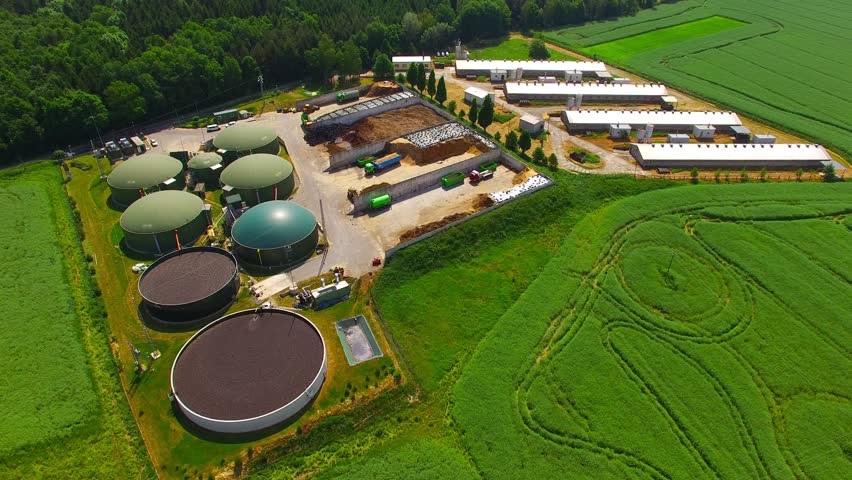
[
  {"xmin": 258, "ymin": 74, "xmax": 265, "ymax": 116},
  {"xmin": 90, "ymin": 116, "xmax": 105, "ymax": 179}
]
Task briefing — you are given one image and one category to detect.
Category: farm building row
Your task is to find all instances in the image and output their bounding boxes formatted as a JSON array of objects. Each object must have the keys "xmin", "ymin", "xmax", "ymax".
[
  {"xmin": 504, "ymin": 82, "xmax": 668, "ymax": 103},
  {"xmin": 561, "ymin": 110, "xmax": 743, "ymax": 133},
  {"xmin": 455, "ymin": 59, "xmax": 606, "ymax": 81},
  {"xmin": 629, "ymin": 143, "xmax": 832, "ymax": 169}
]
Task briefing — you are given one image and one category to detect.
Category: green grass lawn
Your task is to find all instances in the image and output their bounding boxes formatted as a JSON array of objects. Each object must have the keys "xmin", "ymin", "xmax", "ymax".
[
  {"xmin": 469, "ymin": 38, "xmax": 577, "ymax": 61},
  {"xmin": 583, "ymin": 16, "xmax": 746, "ymax": 63},
  {"xmin": 493, "ymin": 111, "xmax": 515, "ymax": 123},
  {"xmin": 0, "ymin": 162, "xmax": 152, "ymax": 478}
]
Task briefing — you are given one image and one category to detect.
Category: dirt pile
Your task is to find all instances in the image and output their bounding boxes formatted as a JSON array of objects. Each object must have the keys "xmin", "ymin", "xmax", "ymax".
[
  {"xmin": 306, "ymin": 105, "xmax": 446, "ymax": 147},
  {"xmin": 366, "ymin": 81, "xmax": 402, "ymax": 97},
  {"xmin": 398, "ymin": 212, "xmax": 470, "ymax": 243},
  {"xmin": 386, "ymin": 136, "xmax": 487, "ymax": 165},
  {"xmin": 473, "ymin": 194, "xmax": 495, "ymax": 209}
]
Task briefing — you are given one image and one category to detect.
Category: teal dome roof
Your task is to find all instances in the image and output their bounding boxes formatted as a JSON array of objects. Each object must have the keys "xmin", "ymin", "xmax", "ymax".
[{"xmin": 231, "ymin": 201, "xmax": 317, "ymax": 249}]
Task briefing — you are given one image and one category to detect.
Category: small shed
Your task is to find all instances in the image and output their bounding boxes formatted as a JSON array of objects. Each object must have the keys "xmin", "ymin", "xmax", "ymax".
[
  {"xmin": 594, "ymin": 71, "xmax": 613, "ymax": 82},
  {"xmin": 464, "ymin": 87, "xmax": 495, "ymax": 106},
  {"xmin": 613, "ymin": 77, "xmax": 631, "ymax": 84},
  {"xmin": 520, "ymin": 115, "xmax": 544, "ymax": 134},
  {"xmin": 564, "ymin": 70, "xmax": 582, "ymax": 82},
  {"xmin": 661, "ymin": 95, "xmax": 678, "ymax": 110},
  {"xmin": 537, "ymin": 76, "xmax": 558, "ymax": 84},
  {"xmin": 693, "ymin": 125, "xmax": 716, "ymax": 140},
  {"xmin": 214, "ymin": 109, "xmax": 239, "ymax": 124},
  {"xmin": 668, "ymin": 134, "xmax": 690, "ymax": 144},
  {"xmin": 731, "ymin": 125, "xmax": 752, "ymax": 144},
  {"xmin": 609, "ymin": 124, "xmax": 631, "ymax": 139},
  {"xmin": 491, "ymin": 69, "xmax": 509, "ymax": 81},
  {"xmin": 753, "ymin": 134, "xmax": 777, "ymax": 145}
]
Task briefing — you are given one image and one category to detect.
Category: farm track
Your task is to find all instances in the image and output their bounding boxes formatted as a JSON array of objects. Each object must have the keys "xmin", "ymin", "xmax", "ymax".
[{"xmin": 469, "ymin": 191, "xmax": 851, "ymax": 479}]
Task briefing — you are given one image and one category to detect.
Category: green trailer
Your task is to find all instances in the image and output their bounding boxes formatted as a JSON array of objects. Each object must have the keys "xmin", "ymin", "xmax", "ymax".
[
  {"xmin": 337, "ymin": 89, "xmax": 360, "ymax": 103},
  {"xmin": 356, "ymin": 156, "xmax": 376, "ymax": 167},
  {"xmin": 441, "ymin": 171, "xmax": 465, "ymax": 188},
  {"xmin": 479, "ymin": 161, "xmax": 499, "ymax": 172},
  {"xmin": 370, "ymin": 194, "xmax": 392, "ymax": 209}
]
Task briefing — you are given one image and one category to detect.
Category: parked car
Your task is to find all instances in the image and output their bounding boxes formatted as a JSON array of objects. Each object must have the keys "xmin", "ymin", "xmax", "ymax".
[
  {"xmin": 131, "ymin": 263, "xmax": 148, "ymax": 273},
  {"xmin": 150, "ymin": 139, "xmax": 158, "ymax": 147},
  {"xmin": 206, "ymin": 124, "xmax": 220, "ymax": 132}
]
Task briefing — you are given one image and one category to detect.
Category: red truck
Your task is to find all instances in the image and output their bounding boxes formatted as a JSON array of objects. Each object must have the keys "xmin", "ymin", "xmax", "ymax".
[{"xmin": 468, "ymin": 169, "xmax": 494, "ymax": 183}]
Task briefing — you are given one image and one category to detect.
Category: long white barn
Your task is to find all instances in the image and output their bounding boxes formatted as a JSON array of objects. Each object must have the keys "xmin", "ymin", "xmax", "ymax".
[
  {"xmin": 504, "ymin": 82, "xmax": 667, "ymax": 103},
  {"xmin": 562, "ymin": 110, "xmax": 743, "ymax": 132},
  {"xmin": 630, "ymin": 143, "xmax": 832, "ymax": 169},
  {"xmin": 455, "ymin": 59, "xmax": 606, "ymax": 80}
]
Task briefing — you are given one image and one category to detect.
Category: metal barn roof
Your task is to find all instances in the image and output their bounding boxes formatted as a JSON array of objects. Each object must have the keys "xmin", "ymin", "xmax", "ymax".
[
  {"xmin": 563, "ymin": 110, "xmax": 742, "ymax": 127},
  {"xmin": 392, "ymin": 56, "xmax": 431, "ymax": 63},
  {"xmin": 107, "ymin": 154, "xmax": 183, "ymax": 189},
  {"xmin": 506, "ymin": 82, "xmax": 668, "ymax": 97},
  {"xmin": 455, "ymin": 59, "xmax": 606, "ymax": 73},
  {"xmin": 231, "ymin": 201, "xmax": 317, "ymax": 249},
  {"xmin": 464, "ymin": 87, "xmax": 490, "ymax": 99},
  {"xmin": 220, "ymin": 153, "xmax": 293, "ymax": 189},
  {"xmin": 212, "ymin": 123, "xmax": 278, "ymax": 152},
  {"xmin": 520, "ymin": 114, "xmax": 543, "ymax": 125},
  {"xmin": 632, "ymin": 143, "xmax": 831, "ymax": 162},
  {"xmin": 120, "ymin": 190, "xmax": 203, "ymax": 234},
  {"xmin": 312, "ymin": 91, "xmax": 415, "ymax": 122},
  {"xmin": 187, "ymin": 152, "xmax": 223, "ymax": 170}
]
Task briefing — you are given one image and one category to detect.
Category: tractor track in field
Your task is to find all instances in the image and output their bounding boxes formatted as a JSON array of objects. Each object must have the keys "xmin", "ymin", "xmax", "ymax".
[{"xmin": 502, "ymin": 195, "xmax": 850, "ymax": 480}]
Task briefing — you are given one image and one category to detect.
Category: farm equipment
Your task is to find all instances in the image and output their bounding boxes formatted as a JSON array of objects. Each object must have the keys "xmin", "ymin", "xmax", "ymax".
[
  {"xmin": 364, "ymin": 153, "xmax": 401, "ymax": 175},
  {"xmin": 302, "ymin": 103, "xmax": 320, "ymax": 113},
  {"xmin": 441, "ymin": 171, "xmax": 465, "ymax": 188},
  {"xmin": 370, "ymin": 194, "xmax": 392, "ymax": 209},
  {"xmin": 372, "ymin": 257, "xmax": 382, "ymax": 266},
  {"xmin": 337, "ymin": 89, "xmax": 360, "ymax": 103},
  {"xmin": 479, "ymin": 161, "xmax": 499, "ymax": 172},
  {"xmin": 356, "ymin": 156, "xmax": 376, "ymax": 168},
  {"xmin": 468, "ymin": 169, "xmax": 494, "ymax": 183}
]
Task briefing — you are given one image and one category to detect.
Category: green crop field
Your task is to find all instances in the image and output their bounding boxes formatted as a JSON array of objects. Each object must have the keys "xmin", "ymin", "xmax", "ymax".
[
  {"xmin": 453, "ymin": 183, "xmax": 852, "ymax": 478},
  {"xmin": 543, "ymin": 0, "xmax": 852, "ymax": 159},
  {"xmin": 0, "ymin": 163, "xmax": 151, "ymax": 478},
  {"xmin": 469, "ymin": 38, "xmax": 577, "ymax": 61},
  {"xmin": 584, "ymin": 16, "xmax": 746, "ymax": 64}
]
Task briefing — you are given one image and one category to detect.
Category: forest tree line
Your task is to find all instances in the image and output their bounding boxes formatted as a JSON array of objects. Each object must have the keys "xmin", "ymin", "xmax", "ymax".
[{"xmin": 0, "ymin": 0, "xmax": 659, "ymax": 163}]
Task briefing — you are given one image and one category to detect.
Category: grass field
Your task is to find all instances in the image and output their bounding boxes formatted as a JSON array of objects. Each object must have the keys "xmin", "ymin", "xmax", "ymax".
[
  {"xmin": 469, "ymin": 38, "xmax": 577, "ymax": 61},
  {"xmin": 453, "ymin": 183, "xmax": 852, "ymax": 478},
  {"xmin": 0, "ymin": 162, "xmax": 152, "ymax": 478},
  {"xmin": 543, "ymin": 0, "xmax": 852, "ymax": 159},
  {"xmin": 583, "ymin": 16, "xmax": 745, "ymax": 64}
]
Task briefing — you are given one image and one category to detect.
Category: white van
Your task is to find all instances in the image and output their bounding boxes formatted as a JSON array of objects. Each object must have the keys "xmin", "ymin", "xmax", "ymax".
[{"xmin": 206, "ymin": 124, "xmax": 220, "ymax": 132}]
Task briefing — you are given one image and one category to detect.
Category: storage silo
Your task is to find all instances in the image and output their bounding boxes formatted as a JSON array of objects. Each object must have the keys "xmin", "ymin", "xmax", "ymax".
[
  {"xmin": 231, "ymin": 201, "xmax": 318, "ymax": 269},
  {"xmin": 187, "ymin": 152, "xmax": 224, "ymax": 186},
  {"xmin": 170, "ymin": 308, "xmax": 326, "ymax": 434},
  {"xmin": 219, "ymin": 153, "xmax": 294, "ymax": 206},
  {"xmin": 212, "ymin": 123, "xmax": 279, "ymax": 164},
  {"xmin": 138, "ymin": 247, "xmax": 239, "ymax": 323},
  {"xmin": 107, "ymin": 154, "xmax": 185, "ymax": 208},
  {"xmin": 119, "ymin": 190, "xmax": 208, "ymax": 255}
]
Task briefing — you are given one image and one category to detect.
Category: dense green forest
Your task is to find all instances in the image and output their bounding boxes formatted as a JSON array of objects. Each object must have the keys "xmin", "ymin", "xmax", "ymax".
[{"xmin": 0, "ymin": 0, "xmax": 652, "ymax": 163}]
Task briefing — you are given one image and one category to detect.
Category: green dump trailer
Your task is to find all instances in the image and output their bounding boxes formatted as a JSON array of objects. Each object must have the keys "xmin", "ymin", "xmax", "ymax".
[
  {"xmin": 441, "ymin": 171, "xmax": 465, "ymax": 188},
  {"xmin": 479, "ymin": 161, "xmax": 499, "ymax": 172},
  {"xmin": 370, "ymin": 194, "xmax": 392, "ymax": 209}
]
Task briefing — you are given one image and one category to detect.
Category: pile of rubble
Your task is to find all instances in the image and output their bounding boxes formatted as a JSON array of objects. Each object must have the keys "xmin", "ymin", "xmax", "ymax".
[{"xmin": 489, "ymin": 174, "xmax": 551, "ymax": 203}]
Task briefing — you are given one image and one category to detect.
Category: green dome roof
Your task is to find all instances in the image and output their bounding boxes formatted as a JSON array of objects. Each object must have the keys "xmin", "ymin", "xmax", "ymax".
[
  {"xmin": 120, "ymin": 191, "xmax": 204, "ymax": 234},
  {"xmin": 220, "ymin": 154, "xmax": 293, "ymax": 189},
  {"xmin": 231, "ymin": 201, "xmax": 317, "ymax": 249},
  {"xmin": 212, "ymin": 123, "xmax": 278, "ymax": 151},
  {"xmin": 107, "ymin": 154, "xmax": 183, "ymax": 189},
  {"xmin": 187, "ymin": 152, "xmax": 223, "ymax": 170}
]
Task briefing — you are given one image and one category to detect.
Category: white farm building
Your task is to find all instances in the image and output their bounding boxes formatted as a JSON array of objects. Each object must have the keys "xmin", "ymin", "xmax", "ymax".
[
  {"xmin": 561, "ymin": 110, "xmax": 743, "ymax": 133},
  {"xmin": 392, "ymin": 56, "xmax": 432, "ymax": 71},
  {"xmin": 455, "ymin": 59, "xmax": 606, "ymax": 81},
  {"xmin": 505, "ymin": 82, "xmax": 668, "ymax": 103},
  {"xmin": 630, "ymin": 143, "xmax": 832, "ymax": 169},
  {"xmin": 519, "ymin": 115, "xmax": 544, "ymax": 134},
  {"xmin": 464, "ymin": 87, "xmax": 495, "ymax": 106}
]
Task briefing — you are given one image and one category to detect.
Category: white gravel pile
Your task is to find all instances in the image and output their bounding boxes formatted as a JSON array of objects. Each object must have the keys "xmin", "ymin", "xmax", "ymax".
[{"xmin": 489, "ymin": 174, "xmax": 551, "ymax": 203}]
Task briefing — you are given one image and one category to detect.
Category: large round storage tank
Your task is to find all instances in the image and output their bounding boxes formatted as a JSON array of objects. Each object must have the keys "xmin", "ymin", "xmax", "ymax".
[
  {"xmin": 212, "ymin": 123, "xmax": 279, "ymax": 164},
  {"xmin": 107, "ymin": 154, "xmax": 185, "ymax": 208},
  {"xmin": 138, "ymin": 247, "xmax": 239, "ymax": 323},
  {"xmin": 219, "ymin": 154, "xmax": 294, "ymax": 206},
  {"xmin": 231, "ymin": 201, "xmax": 318, "ymax": 268},
  {"xmin": 187, "ymin": 152, "xmax": 224, "ymax": 186},
  {"xmin": 120, "ymin": 190, "xmax": 207, "ymax": 255},
  {"xmin": 171, "ymin": 308, "xmax": 327, "ymax": 434}
]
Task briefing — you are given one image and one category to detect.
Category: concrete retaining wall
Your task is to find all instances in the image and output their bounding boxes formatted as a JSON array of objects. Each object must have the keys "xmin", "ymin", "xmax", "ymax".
[
  {"xmin": 498, "ymin": 150, "xmax": 527, "ymax": 172},
  {"xmin": 352, "ymin": 149, "xmax": 500, "ymax": 214},
  {"xmin": 311, "ymin": 95, "xmax": 420, "ymax": 130},
  {"xmin": 328, "ymin": 141, "xmax": 389, "ymax": 171},
  {"xmin": 295, "ymin": 85, "xmax": 371, "ymax": 111}
]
